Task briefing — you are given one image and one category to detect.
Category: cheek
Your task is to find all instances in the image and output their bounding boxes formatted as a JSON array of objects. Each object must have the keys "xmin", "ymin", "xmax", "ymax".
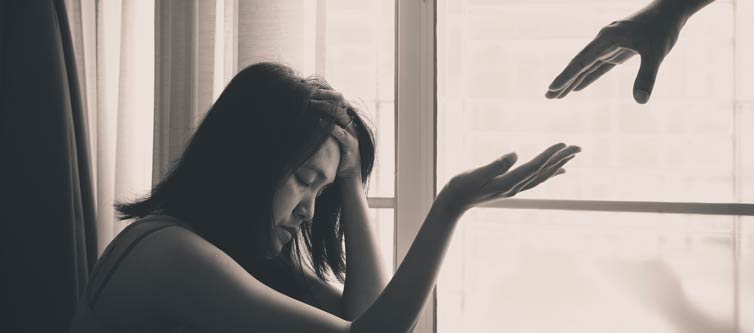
[{"xmin": 272, "ymin": 180, "xmax": 298, "ymax": 221}]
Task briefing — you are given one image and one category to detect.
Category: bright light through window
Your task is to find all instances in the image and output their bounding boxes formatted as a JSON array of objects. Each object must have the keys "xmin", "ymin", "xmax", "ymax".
[
  {"xmin": 324, "ymin": 0, "xmax": 395, "ymax": 271},
  {"xmin": 437, "ymin": 0, "xmax": 753, "ymax": 331},
  {"xmin": 324, "ymin": 0, "xmax": 395, "ymax": 199},
  {"xmin": 437, "ymin": 0, "xmax": 752, "ymax": 203}
]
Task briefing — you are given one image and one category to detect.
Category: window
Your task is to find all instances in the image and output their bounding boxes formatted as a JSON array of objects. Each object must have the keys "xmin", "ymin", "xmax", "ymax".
[
  {"xmin": 434, "ymin": 0, "xmax": 754, "ymax": 332},
  {"xmin": 323, "ymin": 0, "xmax": 396, "ymax": 274},
  {"xmin": 89, "ymin": 1, "xmax": 754, "ymax": 331}
]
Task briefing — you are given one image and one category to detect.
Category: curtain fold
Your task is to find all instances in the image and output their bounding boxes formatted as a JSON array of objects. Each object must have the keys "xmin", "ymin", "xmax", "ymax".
[
  {"xmin": 95, "ymin": 0, "xmax": 155, "ymax": 240},
  {"xmin": 153, "ymin": 0, "xmax": 317, "ymax": 183},
  {"xmin": 0, "ymin": 0, "xmax": 97, "ymax": 331}
]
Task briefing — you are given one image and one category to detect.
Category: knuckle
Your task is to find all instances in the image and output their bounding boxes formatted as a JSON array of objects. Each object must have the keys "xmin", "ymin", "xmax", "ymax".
[{"xmin": 448, "ymin": 175, "xmax": 465, "ymax": 188}]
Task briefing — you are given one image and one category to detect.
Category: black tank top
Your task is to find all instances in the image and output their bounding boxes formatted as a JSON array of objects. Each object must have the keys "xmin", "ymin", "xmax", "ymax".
[
  {"xmin": 70, "ymin": 214, "xmax": 198, "ymax": 332},
  {"xmin": 69, "ymin": 214, "xmax": 315, "ymax": 332}
]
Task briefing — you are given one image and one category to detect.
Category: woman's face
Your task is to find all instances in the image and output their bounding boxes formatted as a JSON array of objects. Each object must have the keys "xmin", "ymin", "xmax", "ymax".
[{"xmin": 271, "ymin": 137, "xmax": 340, "ymax": 253}]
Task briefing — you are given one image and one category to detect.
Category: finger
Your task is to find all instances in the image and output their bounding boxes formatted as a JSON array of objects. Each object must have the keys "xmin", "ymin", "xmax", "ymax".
[
  {"xmin": 473, "ymin": 152, "xmax": 519, "ymax": 180},
  {"xmin": 573, "ymin": 62, "xmax": 616, "ymax": 91},
  {"xmin": 555, "ymin": 62, "xmax": 601, "ymax": 99},
  {"xmin": 633, "ymin": 53, "xmax": 662, "ymax": 104},
  {"xmin": 509, "ymin": 149, "xmax": 577, "ymax": 194},
  {"xmin": 487, "ymin": 145, "xmax": 577, "ymax": 196},
  {"xmin": 547, "ymin": 36, "xmax": 614, "ymax": 92},
  {"xmin": 573, "ymin": 48, "xmax": 634, "ymax": 92},
  {"xmin": 523, "ymin": 142, "xmax": 569, "ymax": 171},
  {"xmin": 604, "ymin": 47, "xmax": 636, "ymax": 65},
  {"xmin": 545, "ymin": 89, "xmax": 561, "ymax": 99},
  {"xmin": 552, "ymin": 44, "xmax": 626, "ymax": 98},
  {"xmin": 309, "ymin": 99, "xmax": 352, "ymax": 127},
  {"xmin": 542, "ymin": 145, "xmax": 581, "ymax": 167},
  {"xmin": 520, "ymin": 168, "xmax": 565, "ymax": 192},
  {"xmin": 486, "ymin": 143, "xmax": 567, "ymax": 191},
  {"xmin": 519, "ymin": 167, "xmax": 565, "ymax": 192},
  {"xmin": 548, "ymin": 55, "xmax": 605, "ymax": 99},
  {"xmin": 329, "ymin": 125, "xmax": 355, "ymax": 149},
  {"xmin": 311, "ymin": 89, "xmax": 344, "ymax": 102},
  {"xmin": 516, "ymin": 155, "xmax": 575, "ymax": 193}
]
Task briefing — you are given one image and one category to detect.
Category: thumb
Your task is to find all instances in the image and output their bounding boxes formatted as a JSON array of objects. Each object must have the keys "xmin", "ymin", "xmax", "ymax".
[{"xmin": 633, "ymin": 53, "xmax": 661, "ymax": 104}]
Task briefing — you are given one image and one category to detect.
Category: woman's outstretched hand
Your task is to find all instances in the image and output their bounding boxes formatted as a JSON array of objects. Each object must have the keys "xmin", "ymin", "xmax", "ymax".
[
  {"xmin": 436, "ymin": 143, "xmax": 580, "ymax": 215},
  {"xmin": 545, "ymin": 0, "xmax": 690, "ymax": 104}
]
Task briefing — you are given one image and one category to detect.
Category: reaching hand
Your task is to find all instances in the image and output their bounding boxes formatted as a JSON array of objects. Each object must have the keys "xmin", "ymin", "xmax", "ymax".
[
  {"xmin": 437, "ymin": 143, "xmax": 580, "ymax": 215},
  {"xmin": 546, "ymin": 2, "xmax": 688, "ymax": 104}
]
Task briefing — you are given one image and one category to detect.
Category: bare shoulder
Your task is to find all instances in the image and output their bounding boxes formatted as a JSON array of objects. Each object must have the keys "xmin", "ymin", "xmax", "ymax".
[{"xmin": 121, "ymin": 225, "xmax": 351, "ymax": 332}]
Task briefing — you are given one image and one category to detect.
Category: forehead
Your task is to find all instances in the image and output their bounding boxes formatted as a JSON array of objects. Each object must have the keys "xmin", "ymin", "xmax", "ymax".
[{"xmin": 300, "ymin": 138, "xmax": 339, "ymax": 180}]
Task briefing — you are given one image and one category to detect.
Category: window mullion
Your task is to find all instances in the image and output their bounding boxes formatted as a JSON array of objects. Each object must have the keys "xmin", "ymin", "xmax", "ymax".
[{"xmin": 395, "ymin": 0, "xmax": 437, "ymax": 332}]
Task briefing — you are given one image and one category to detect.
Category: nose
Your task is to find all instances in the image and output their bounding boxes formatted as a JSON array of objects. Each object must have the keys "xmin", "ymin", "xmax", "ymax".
[{"xmin": 294, "ymin": 196, "xmax": 316, "ymax": 223}]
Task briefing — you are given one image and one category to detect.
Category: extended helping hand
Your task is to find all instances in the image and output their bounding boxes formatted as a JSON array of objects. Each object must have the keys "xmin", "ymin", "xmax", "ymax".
[{"xmin": 546, "ymin": 1, "xmax": 688, "ymax": 104}]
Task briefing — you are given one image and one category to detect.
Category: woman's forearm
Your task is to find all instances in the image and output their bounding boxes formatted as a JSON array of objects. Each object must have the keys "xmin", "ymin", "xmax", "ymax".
[
  {"xmin": 350, "ymin": 193, "xmax": 463, "ymax": 333},
  {"xmin": 339, "ymin": 176, "xmax": 389, "ymax": 320}
]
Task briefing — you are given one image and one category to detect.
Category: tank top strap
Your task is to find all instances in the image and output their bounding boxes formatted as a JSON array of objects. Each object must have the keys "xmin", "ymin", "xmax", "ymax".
[{"xmin": 84, "ymin": 214, "xmax": 192, "ymax": 308}]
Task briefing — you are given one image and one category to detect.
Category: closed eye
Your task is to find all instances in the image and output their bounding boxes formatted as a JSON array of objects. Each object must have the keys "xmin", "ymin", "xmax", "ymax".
[
  {"xmin": 295, "ymin": 175, "xmax": 312, "ymax": 187},
  {"xmin": 295, "ymin": 173, "xmax": 332, "ymax": 197}
]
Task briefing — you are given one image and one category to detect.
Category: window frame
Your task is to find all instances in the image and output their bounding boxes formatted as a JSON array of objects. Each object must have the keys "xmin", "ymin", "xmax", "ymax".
[
  {"xmin": 393, "ymin": 0, "xmax": 437, "ymax": 332},
  {"xmin": 390, "ymin": 0, "xmax": 754, "ymax": 332}
]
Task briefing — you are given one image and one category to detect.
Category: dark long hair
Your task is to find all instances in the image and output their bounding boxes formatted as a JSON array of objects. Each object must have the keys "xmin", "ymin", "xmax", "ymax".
[{"xmin": 115, "ymin": 62, "xmax": 375, "ymax": 298}]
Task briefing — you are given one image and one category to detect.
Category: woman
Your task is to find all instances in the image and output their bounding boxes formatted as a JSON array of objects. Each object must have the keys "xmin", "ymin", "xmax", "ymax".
[{"xmin": 71, "ymin": 62, "xmax": 580, "ymax": 332}]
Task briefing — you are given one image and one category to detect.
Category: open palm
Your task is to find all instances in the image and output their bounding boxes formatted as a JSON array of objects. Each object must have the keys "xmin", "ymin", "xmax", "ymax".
[{"xmin": 438, "ymin": 143, "xmax": 580, "ymax": 214}]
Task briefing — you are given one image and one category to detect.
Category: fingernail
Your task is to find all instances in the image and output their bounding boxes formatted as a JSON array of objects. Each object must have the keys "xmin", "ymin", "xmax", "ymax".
[{"xmin": 634, "ymin": 90, "xmax": 650, "ymax": 104}]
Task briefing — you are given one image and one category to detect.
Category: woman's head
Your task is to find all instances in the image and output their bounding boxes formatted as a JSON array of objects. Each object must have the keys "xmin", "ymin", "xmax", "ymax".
[{"xmin": 116, "ymin": 62, "xmax": 375, "ymax": 282}]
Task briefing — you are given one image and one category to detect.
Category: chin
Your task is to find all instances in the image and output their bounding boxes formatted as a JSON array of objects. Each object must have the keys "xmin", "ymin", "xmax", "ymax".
[{"xmin": 272, "ymin": 240, "xmax": 284, "ymax": 254}]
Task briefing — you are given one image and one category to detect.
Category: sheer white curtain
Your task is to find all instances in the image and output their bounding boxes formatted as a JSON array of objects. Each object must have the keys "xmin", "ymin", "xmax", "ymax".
[
  {"xmin": 64, "ymin": 0, "xmax": 154, "ymax": 254},
  {"xmin": 153, "ymin": 0, "xmax": 318, "ymax": 184},
  {"xmin": 65, "ymin": 0, "xmax": 319, "ymax": 254}
]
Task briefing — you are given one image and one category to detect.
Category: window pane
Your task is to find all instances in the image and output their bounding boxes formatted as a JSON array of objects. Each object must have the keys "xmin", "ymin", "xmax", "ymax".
[
  {"xmin": 437, "ymin": 0, "xmax": 753, "ymax": 203},
  {"xmin": 368, "ymin": 208, "xmax": 395, "ymax": 274},
  {"xmin": 325, "ymin": 0, "xmax": 395, "ymax": 197},
  {"xmin": 437, "ymin": 208, "xmax": 746, "ymax": 332}
]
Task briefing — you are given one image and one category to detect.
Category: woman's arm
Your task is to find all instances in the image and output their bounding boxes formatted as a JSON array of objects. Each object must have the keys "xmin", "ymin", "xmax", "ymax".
[
  {"xmin": 139, "ymin": 143, "xmax": 578, "ymax": 332},
  {"xmin": 351, "ymin": 143, "xmax": 580, "ymax": 333},
  {"xmin": 350, "ymin": 193, "xmax": 461, "ymax": 332},
  {"xmin": 339, "ymin": 174, "xmax": 389, "ymax": 320}
]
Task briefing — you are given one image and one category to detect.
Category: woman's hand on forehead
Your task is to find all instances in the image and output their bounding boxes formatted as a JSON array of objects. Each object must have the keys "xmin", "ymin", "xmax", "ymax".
[{"xmin": 309, "ymin": 89, "xmax": 353, "ymax": 129}]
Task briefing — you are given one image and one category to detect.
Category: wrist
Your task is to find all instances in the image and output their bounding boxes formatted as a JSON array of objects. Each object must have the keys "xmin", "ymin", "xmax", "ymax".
[
  {"xmin": 337, "ymin": 174, "xmax": 364, "ymax": 190},
  {"xmin": 433, "ymin": 190, "xmax": 468, "ymax": 219},
  {"xmin": 648, "ymin": 0, "xmax": 698, "ymax": 25}
]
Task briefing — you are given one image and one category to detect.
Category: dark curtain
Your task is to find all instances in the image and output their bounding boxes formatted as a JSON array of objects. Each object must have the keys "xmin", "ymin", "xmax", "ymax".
[{"xmin": 0, "ymin": 0, "xmax": 98, "ymax": 331}]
